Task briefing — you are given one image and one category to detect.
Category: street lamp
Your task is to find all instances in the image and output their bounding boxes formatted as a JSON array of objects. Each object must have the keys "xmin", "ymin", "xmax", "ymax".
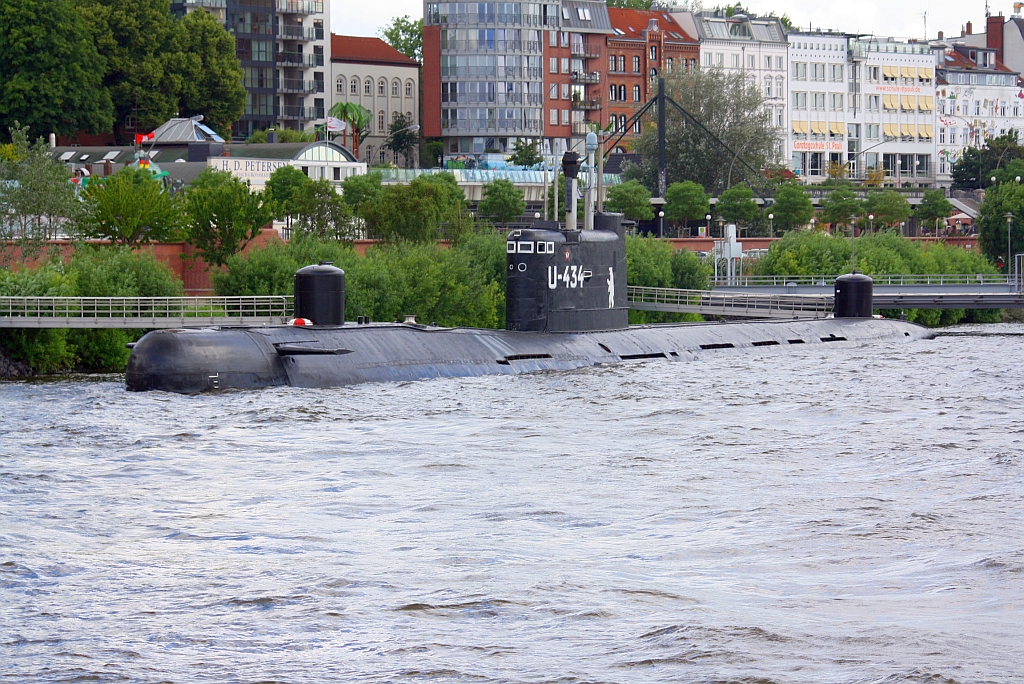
[
  {"xmin": 716, "ymin": 216, "xmax": 724, "ymax": 238},
  {"xmin": 849, "ymin": 214, "xmax": 858, "ymax": 272},
  {"xmin": 705, "ymin": 213, "xmax": 711, "ymax": 239},
  {"xmin": 768, "ymin": 213, "xmax": 774, "ymax": 238},
  {"xmin": 659, "ymin": 210, "xmax": 665, "ymax": 238},
  {"xmin": 956, "ymin": 219, "xmax": 962, "ymax": 236},
  {"xmin": 810, "ymin": 217, "xmax": 817, "ymax": 231},
  {"xmin": 1005, "ymin": 212, "xmax": 1014, "ymax": 281},
  {"xmin": 868, "ymin": 213, "xmax": 874, "ymax": 234},
  {"xmin": 900, "ymin": 220, "xmax": 905, "ymax": 236}
]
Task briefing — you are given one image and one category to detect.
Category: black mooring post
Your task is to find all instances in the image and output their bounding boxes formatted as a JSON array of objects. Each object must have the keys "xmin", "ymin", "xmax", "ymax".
[{"xmin": 658, "ymin": 78, "xmax": 666, "ymax": 239}]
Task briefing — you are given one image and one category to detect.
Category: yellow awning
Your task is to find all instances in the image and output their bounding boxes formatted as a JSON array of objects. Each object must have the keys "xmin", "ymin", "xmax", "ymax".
[
  {"xmin": 834, "ymin": 121, "xmax": 846, "ymax": 134},
  {"xmin": 901, "ymin": 123, "xmax": 917, "ymax": 137},
  {"xmin": 810, "ymin": 120, "xmax": 825, "ymax": 134},
  {"xmin": 901, "ymin": 95, "xmax": 917, "ymax": 110},
  {"xmin": 918, "ymin": 67, "xmax": 934, "ymax": 80},
  {"xmin": 883, "ymin": 94, "xmax": 899, "ymax": 110},
  {"xmin": 883, "ymin": 65, "xmax": 899, "ymax": 78},
  {"xmin": 920, "ymin": 124, "xmax": 934, "ymax": 138},
  {"xmin": 901, "ymin": 66, "xmax": 916, "ymax": 78},
  {"xmin": 791, "ymin": 121, "xmax": 801, "ymax": 133},
  {"xmin": 918, "ymin": 95, "xmax": 934, "ymax": 111},
  {"xmin": 828, "ymin": 121, "xmax": 847, "ymax": 134},
  {"xmin": 883, "ymin": 123, "xmax": 898, "ymax": 137}
]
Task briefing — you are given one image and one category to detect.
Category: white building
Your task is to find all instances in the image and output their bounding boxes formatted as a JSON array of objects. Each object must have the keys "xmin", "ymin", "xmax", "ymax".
[
  {"xmin": 787, "ymin": 33, "xmax": 937, "ymax": 187},
  {"xmin": 673, "ymin": 10, "xmax": 789, "ymax": 155},
  {"xmin": 330, "ymin": 35, "xmax": 420, "ymax": 167},
  {"xmin": 935, "ymin": 42, "xmax": 1024, "ymax": 184}
]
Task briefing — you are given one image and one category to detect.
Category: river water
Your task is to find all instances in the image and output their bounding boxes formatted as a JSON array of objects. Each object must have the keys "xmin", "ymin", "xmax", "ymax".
[{"xmin": 2, "ymin": 323, "xmax": 1023, "ymax": 683}]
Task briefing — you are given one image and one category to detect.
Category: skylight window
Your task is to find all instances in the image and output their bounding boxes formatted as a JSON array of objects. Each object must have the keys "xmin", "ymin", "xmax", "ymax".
[
  {"xmin": 59, "ymin": 151, "xmax": 75, "ymax": 161},
  {"xmin": 562, "ymin": 6, "xmax": 570, "ymax": 19},
  {"xmin": 102, "ymin": 151, "xmax": 120, "ymax": 161}
]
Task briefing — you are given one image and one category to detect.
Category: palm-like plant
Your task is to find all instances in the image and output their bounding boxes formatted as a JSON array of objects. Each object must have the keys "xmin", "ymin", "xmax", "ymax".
[{"xmin": 328, "ymin": 102, "xmax": 372, "ymax": 158}]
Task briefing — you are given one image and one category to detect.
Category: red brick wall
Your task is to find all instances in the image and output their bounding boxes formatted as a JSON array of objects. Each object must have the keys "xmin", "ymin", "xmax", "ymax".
[{"xmin": 423, "ymin": 25, "xmax": 442, "ymax": 138}]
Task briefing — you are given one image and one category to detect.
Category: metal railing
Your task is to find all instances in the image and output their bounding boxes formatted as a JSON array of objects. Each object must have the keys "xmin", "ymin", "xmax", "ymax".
[
  {"xmin": 628, "ymin": 286, "xmax": 833, "ymax": 319},
  {"xmin": 0, "ymin": 296, "xmax": 293, "ymax": 328},
  {"xmin": 710, "ymin": 273, "xmax": 1011, "ymax": 287},
  {"xmin": 276, "ymin": 0, "xmax": 323, "ymax": 14}
]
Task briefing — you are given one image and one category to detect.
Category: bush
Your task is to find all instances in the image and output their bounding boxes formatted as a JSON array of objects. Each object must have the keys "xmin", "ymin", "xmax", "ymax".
[
  {"xmin": 754, "ymin": 230, "xmax": 1000, "ymax": 326},
  {"xmin": 0, "ymin": 262, "xmax": 77, "ymax": 373},
  {"xmin": 625, "ymin": 234, "xmax": 705, "ymax": 324}
]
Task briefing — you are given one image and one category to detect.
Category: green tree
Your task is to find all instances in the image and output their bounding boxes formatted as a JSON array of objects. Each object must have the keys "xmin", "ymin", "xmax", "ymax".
[
  {"xmin": 625, "ymin": 67, "xmax": 777, "ymax": 195},
  {"xmin": 383, "ymin": 112, "xmax": 418, "ymax": 167},
  {"xmin": 363, "ymin": 173, "xmax": 468, "ymax": 242},
  {"xmin": 0, "ymin": 125, "xmax": 82, "ymax": 264},
  {"xmin": 864, "ymin": 189, "xmax": 911, "ymax": 228},
  {"xmin": 264, "ymin": 165, "xmax": 311, "ymax": 220},
  {"xmin": 0, "ymin": 0, "xmax": 113, "ymax": 138},
  {"xmin": 606, "ymin": 180, "xmax": 654, "ymax": 221},
  {"xmin": 183, "ymin": 168, "xmax": 275, "ymax": 268},
  {"xmin": 507, "ymin": 139, "xmax": 543, "ymax": 168},
  {"xmin": 664, "ymin": 180, "xmax": 709, "ymax": 234},
  {"xmin": 769, "ymin": 183, "xmax": 814, "ymax": 232},
  {"xmin": 479, "ymin": 178, "xmax": 526, "ymax": 230},
  {"xmin": 73, "ymin": 0, "xmax": 182, "ymax": 137},
  {"xmin": 950, "ymin": 131, "xmax": 1024, "ymax": 189},
  {"xmin": 291, "ymin": 180, "xmax": 355, "ymax": 242},
  {"xmin": 424, "ymin": 140, "xmax": 444, "ymax": 168},
  {"xmin": 716, "ymin": 182, "xmax": 758, "ymax": 228},
  {"xmin": 79, "ymin": 166, "xmax": 182, "ymax": 245},
  {"xmin": 341, "ymin": 171, "xmax": 383, "ymax": 217},
  {"xmin": 172, "ymin": 8, "xmax": 246, "ymax": 137},
  {"xmin": 915, "ymin": 189, "xmax": 954, "ymax": 233},
  {"xmin": 819, "ymin": 185, "xmax": 863, "ymax": 227},
  {"xmin": 976, "ymin": 182, "xmax": 1024, "ymax": 272},
  {"xmin": 379, "ymin": 15, "xmax": 423, "ymax": 62},
  {"xmin": 605, "ymin": 0, "xmax": 655, "ymax": 7}
]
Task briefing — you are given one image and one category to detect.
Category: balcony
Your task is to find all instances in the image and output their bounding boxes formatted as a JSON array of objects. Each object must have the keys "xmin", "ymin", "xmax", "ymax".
[
  {"xmin": 279, "ymin": 79, "xmax": 318, "ymax": 94},
  {"xmin": 571, "ymin": 71, "xmax": 601, "ymax": 84},
  {"xmin": 276, "ymin": 52, "xmax": 322, "ymax": 67},
  {"xmin": 571, "ymin": 121, "xmax": 597, "ymax": 135},
  {"xmin": 571, "ymin": 97, "xmax": 602, "ymax": 111},
  {"xmin": 570, "ymin": 45, "xmax": 600, "ymax": 59},
  {"xmin": 278, "ymin": 25, "xmax": 320, "ymax": 41},
  {"xmin": 178, "ymin": 0, "xmax": 226, "ymax": 8},
  {"xmin": 276, "ymin": 0, "xmax": 323, "ymax": 14},
  {"xmin": 279, "ymin": 106, "xmax": 324, "ymax": 121}
]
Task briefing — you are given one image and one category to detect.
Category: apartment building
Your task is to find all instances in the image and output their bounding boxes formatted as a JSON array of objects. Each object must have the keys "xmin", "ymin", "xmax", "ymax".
[
  {"xmin": 423, "ymin": 1, "xmax": 617, "ymax": 162},
  {"xmin": 330, "ymin": 35, "xmax": 420, "ymax": 166},
  {"xmin": 172, "ymin": 0, "xmax": 331, "ymax": 140},
  {"xmin": 673, "ymin": 10, "xmax": 789, "ymax": 152},
  {"xmin": 934, "ymin": 42, "xmax": 1024, "ymax": 184},
  {"xmin": 604, "ymin": 9, "xmax": 699, "ymax": 148}
]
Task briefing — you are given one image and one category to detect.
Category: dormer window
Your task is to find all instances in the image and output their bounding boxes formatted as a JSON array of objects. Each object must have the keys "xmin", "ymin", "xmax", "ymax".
[{"xmin": 970, "ymin": 50, "xmax": 977, "ymax": 62}]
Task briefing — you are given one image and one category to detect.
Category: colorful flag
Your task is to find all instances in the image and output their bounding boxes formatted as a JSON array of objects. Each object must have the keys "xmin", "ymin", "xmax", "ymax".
[
  {"xmin": 326, "ymin": 116, "xmax": 347, "ymax": 132},
  {"xmin": 135, "ymin": 131, "xmax": 155, "ymax": 145}
]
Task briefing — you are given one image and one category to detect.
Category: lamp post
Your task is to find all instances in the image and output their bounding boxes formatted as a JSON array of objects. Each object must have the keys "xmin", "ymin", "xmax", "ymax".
[
  {"xmin": 705, "ymin": 213, "xmax": 711, "ymax": 239},
  {"xmin": 659, "ymin": 210, "xmax": 665, "ymax": 238},
  {"xmin": 900, "ymin": 220, "xmax": 905, "ymax": 236},
  {"xmin": 868, "ymin": 213, "xmax": 874, "ymax": 234},
  {"xmin": 716, "ymin": 216, "xmax": 724, "ymax": 238},
  {"xmin": 1006, "ymin": 212, "xmax": 1014, "ymax": 280},
  {"xmin": 768, "ymin": 213, "xmax": 774, "ymax": 238},
  {"xmin": 956, "ymin": 219, "xmax": 962, "ymax": 236},
  {"xmin": 810, "ymin": 217, "xmax": 817, "ymax": 231}
]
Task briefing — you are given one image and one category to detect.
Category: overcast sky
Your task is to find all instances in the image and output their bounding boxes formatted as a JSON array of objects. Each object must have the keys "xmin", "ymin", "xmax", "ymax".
[{"xmin": 332, "ymin": 0, "xmax": 997, "ymax": 44}]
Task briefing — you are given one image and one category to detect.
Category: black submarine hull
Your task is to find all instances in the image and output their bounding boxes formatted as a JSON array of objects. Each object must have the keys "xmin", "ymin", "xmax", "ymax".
[{"xmin": 126, "ymin": 318, "xmax": 933, "ymax": 394}]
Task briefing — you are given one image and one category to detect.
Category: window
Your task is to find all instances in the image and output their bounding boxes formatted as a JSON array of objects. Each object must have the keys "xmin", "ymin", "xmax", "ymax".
[
  {"xmin": 704, "ymin": 52, "xmax": 713, "ymax": 67},
  {"xmin": 618, "ymin": 55, "xmax": 625, "ymax": 72},
  {"xmin": 561, "ymin": 109, "xmax": 569, "ymax": 125},
  {"xmin": 406, "ymin": 81, "xmax": 413, "ymax": 97},
  {"xmin": 364, "ymin": 78, "xmax": 372, "ymax": 95},
  {"xmin": 550, "ymin": 108, "xmax": 558, "ymax": 125},
  {"xmin": 378, "ymin": 80, "xmax": 386, "ymax": 96},
  {"xmin": 791, "ymin": 91, "xmax": 807, "ymax": 109},
  {"xmin": 974, "ymin": 100, "xmax": 981, "ymax": 115},
  {"xmin": 867, "ymin": 94, "xmax": 880, "ymax": 111},
  {"xmin": 939, "ymin": 127, "xmax": 946, "ymax": 144},
  {"xmin": 561, "ymin": 31, "xmax": 569, "ymax": 47},
  {"xmin": 633, "ymin": 55, "xmax": 641, "ymax": 73},
  {"xmin": 561, "ymin": 83, "xmax": 569, "ymax": 99},
  {"xmin": 561, "ymin": 57, "xmax": 570, "ymax": 73},
  {"xmin": 619, "ymin": 84, "xmax": 626, "ymax": 100},
  {"xmin": 650, "ymin": 46, "xmax": 657, "ymax": 61},
  {"xmin": 776, "ymin": 76, "xmax": 783, "ymax": 97},
  {"xmin": 792, "ymin": 62, "xmax": 807, "ymax": 80},
  {"xmin": 609, "ymin": 54, "xmax": 616, "ymax": 72},
  {"xmin": 619, "ymin": 114, "xmax": 627, "ymax": 132},
  {"xmin": 765, "ymin": 55, "xmax": 772, "ymax": 70},
  {"xmin": 550, "ymin": 83, "xmax": 557, "ymax": 99},
  {"xmin": 716, "ymin": 53, "xmax": 723, "ymax": 66},
  {"xmin": 867, "ymin": 65, "xmax": 879, "ymax": 82},
  {"xmin": 550, "ymin": 30, "xmax": 557, "ymax": 46},
  {"xmin": 392, "ymin": 81, "xmax": 399, "ymax": 96},
  {"xmin": 609, "ymin": 84, "xmax": 616, "ymax": 101},
  {"xmin": 633, "ymin": 85, "xmax": 641, "ymax": 102},
  {"xmin": 776, "ymin": 107, "xmax": 784, "ymax": 127},
  {"xmin": 764, "ymin": 76, "xmax": 772, "ymax": 98},
  {"xmin": 811, "ymin": 92, "xmax": 825, "ymax": 110},
  {"xmin": 776, "ymin": 56, "xmax": 783, "ymax": 69},
  {"xmin": 830, "ymin": 93, "xmax": 843, "ymax": 110},
  {"xmin": 336, "ymin": 76, "xmax": 345, "ymax": 94},
  {"xmin": 830, "ymin": 64, "xmax": 843, "ymax": 81},
  {"xmin": 811, "ymin": 63, "xmax": 825, "ymax": 81},
  {"xmin": 549, "ymin": 57, "xmax": 557, "ymax": 73},
  {"xmin": 351, "ymin": 78, "xmax": 358, "ymax": 95},
  {"xmin": 731, "ymin": 53, "xmax": 740, "ymax": 68},
  {"xmin": 808, "ymin": 152, "xmax": 823, "ymax": 175},
  {"xmin": 378, "ymin": 110, "xmax": 385, "ymax": 132},
  {"xmin": 633, "ymin": 119, "xmax": 641, "ymax": 133}
]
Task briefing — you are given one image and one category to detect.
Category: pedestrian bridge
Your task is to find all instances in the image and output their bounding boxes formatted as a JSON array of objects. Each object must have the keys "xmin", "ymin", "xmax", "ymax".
[{"xmin": 712, "ymin": 273, "xmax": 1020, "ymax": 295}]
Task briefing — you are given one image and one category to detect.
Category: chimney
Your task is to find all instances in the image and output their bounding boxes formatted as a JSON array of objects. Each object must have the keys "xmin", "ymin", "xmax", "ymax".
[
  {"xmin": 647, "ymin": 18, "xmax": 660, "ymax": 31},
  {"xmin": 103, "ymin": 160, "xmax": 113, "ymax": 176},
  {"xmin": 938, "ymin": 30, "xmax": 944, "ymax": 40},
  {"xmin": 966, "ymin": 21, "xmax": 973, "ymax": 35},
  {"xmin": 988, "ymin": 14, "xmax": 1004, "ymax": 62}
]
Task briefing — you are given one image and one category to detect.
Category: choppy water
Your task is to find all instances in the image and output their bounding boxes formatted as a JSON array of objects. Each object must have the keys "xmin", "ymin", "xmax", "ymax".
[{"xmin": 2, "ymin": 323, "xmax": 1023, "ymax": 683}]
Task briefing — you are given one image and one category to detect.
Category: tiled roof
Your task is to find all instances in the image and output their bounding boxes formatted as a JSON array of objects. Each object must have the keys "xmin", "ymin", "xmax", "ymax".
[
  {"xmin": 607, "ymin": 8, "xmax": 696, "ymax": 42},
  {"xmin": 942, "ymin": 49, "xmax": 1016, "ymax": 73},
  {"xmin": 330, "ymin": 35, "xmax": 419, "ymax": 67}
]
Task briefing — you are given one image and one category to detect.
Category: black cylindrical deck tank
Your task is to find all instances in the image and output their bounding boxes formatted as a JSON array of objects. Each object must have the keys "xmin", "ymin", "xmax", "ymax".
[
  {"xmin": 294, "ymin": 262, "xmax": 345, "ymax": 325},
  {"xmin": 834, "ymin": 272, "xmax": 873, "ymax": 318}
]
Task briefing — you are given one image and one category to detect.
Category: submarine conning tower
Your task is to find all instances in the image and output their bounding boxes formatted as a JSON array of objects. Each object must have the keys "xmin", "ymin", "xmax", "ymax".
[
  {"xmin": 294, "ymin": 261, "xmax": 345, "ymax": 325},
  {"xmin": 506, "ymin": 212, "xmax": 630, "ymax": 332}
]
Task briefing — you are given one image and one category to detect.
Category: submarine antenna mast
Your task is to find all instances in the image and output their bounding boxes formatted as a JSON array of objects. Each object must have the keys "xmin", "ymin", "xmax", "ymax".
[{"xmin": 584, "ymin": 131, "xmax": 598, "ymax": 230}]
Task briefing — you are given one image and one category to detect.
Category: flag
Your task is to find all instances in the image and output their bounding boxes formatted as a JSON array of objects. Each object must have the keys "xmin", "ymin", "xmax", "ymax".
[
  {"xmin": 326, "ymin": 116, "xmax": 347, "ymax": 132},
  {"xmin": 135, "ymin": 131, "xmax": 155, "ymax": 145},
  {"xmin": 139, "ymin": 157, "xmax": 150, "ymax": 169}
]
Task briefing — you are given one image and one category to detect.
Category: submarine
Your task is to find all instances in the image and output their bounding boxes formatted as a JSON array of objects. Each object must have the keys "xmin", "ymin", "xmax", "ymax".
[{"xmin": 126, "ymin": 211, "xmax": 931, "ymax": 394}]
